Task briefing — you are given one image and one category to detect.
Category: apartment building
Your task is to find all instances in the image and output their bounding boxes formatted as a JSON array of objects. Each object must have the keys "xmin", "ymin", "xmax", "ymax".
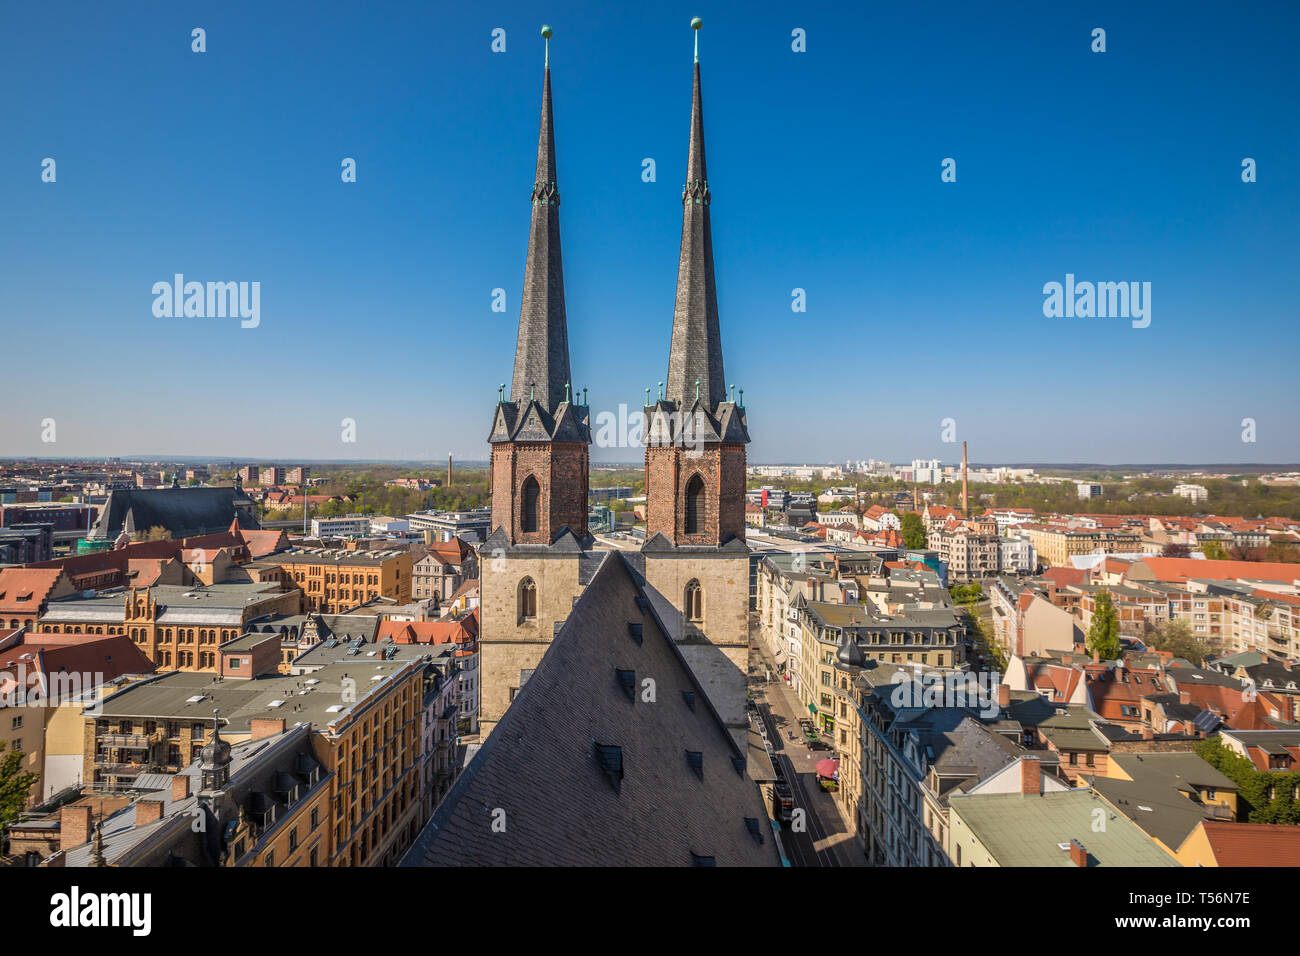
[
  {"xmin": 989, "ymin": 579, "xmax": 1085, "ymax": 659},
  {"xmin": 928, "ymin": 521, "xmax": 1000, "ymax": 581},
  {"xmin": 1074, "ymin": 584, "xmax": 1170, "ymax": 637},
  {"xmin": 85, "ymin": 653, "xmax": 430, "ymax": 866},
  {"xmin": 998, "ymin": 536, "xmax": 1036, "ymax": 574},
  {"xmin": 373, "ymin": 613, "xmax": 479, "ymax": 735},
  {"xmin": 794, "ymin": 597, "xmax": 966, "ymax": 739},
  {"xmin": 290, "ymin": 635, "xmax": 461, "ymax": 814},
  {"xmin": 755, "ymin": 550, "xmax": 853, "ymax": 693},
  {"xmin": 411, "ymin": 537, "xmax": 478, "ymax": 604},
  {"xmin": 1022, "ymin": 525, "xmax": 1141, "ymax": 568},
  {"xmin": 921, "ymin": 505, "xmax": 962, "ymax": 534},
  {"xmin": 825, "ymin": 647, "xmax": 1036, "ymax": 867},
  {"xmin": 985, "ymin": 508, "xmax": 1037, "ymax": 532},
  {"xmin": 27, "ymin": 723, "xmax": 331, "ymax": 867},
  {"xmin": 1215, "ymin": 586, "xmax": 1300, "ymax": 659},
  {"xmin": 2, "ymin": 630, "xmax": 159, "ymax": 804}
]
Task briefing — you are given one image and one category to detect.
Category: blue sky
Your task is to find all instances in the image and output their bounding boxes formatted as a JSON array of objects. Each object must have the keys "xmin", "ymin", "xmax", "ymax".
[{"xmin": 2, "ymin": 0, "xmax": 1297, "ymax": 465}]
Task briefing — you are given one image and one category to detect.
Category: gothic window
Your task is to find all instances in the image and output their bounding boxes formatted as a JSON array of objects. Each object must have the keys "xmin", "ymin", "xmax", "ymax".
[
  {"xmin": 521, "ymin": 475, "xmax": 541, "ymax": 534},
  {"xmin": 685, "ymin": 579, "xmax": 703, "ymax": 622},
  {"xmin": 684, "ymin": 473, "xmax": 705, "ymax": 535},
  {"xmin": 518, "ymin": 577, "xmax": 538, "ymax": 623}
]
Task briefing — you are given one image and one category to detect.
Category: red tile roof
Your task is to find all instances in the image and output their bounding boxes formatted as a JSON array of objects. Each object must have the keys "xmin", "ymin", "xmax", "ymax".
[
  {"xmin": 1198, "ymin": 822, "xmax": 1300, "ymax": 866},
  {"xmin": 925, "ymin": 505, "xmax": 960, "ymax": 518},
  {"xmin": 0, "ymin": 568, "xmax": 74, "ymax": 613},
  {"xmin": 1175, "ymin": 681, "xmax": 1276, "ymax": 730},
  {"xmin": 1041, "ymin": 566, "xmax": 1089, "ymax": 588},
  {"xmin": 376, "ymin": 616, "xmax": 477, "ymax": 653},
  {"xmin": 1252, "ymin": 589, "xmax": 1300, "ymax": 607},
  {"xmin": 431, "ymin": 538, "xmax": 474, "ymax": 563},
  {"xmin": 0, "ymin": 633, "xmax": 156, "ymax": 692},
  {"xmin": 1085, "ymin": 665, "xmax": 1166, "ymax": 720},
  {"xmin": 1130, "ymin": 557, "xmax": 1300, "ymax": 585},
  {"xmin": 1024, "ymin": 660, "xmax": 1086, "ymax": 703}
]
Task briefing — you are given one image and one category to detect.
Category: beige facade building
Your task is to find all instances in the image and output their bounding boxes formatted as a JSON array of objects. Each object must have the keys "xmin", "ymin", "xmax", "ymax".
[
  {"xmin": 270, "ymin": 548, "xmax": 411, "ymax": 615},
  {"xmin": 1022, "ymin": 525, "xmax": 1141, "ymax": 568}
]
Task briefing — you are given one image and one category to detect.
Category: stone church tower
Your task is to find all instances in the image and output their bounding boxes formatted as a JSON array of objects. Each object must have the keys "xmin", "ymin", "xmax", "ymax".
[
  {"xmin": 478, "ymin": 33, "xmax": 593, "ymax": 738},
  {"xmin": 478, "ymin": 24, "xmax": 750, "ymax": 747},
  {"xmin": 641, "ymin": 29, "xmax": 752, "ymax": 746}
]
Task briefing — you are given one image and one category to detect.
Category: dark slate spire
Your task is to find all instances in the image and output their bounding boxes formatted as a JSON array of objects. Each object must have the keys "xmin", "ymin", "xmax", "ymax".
[
  {"xmin": 510, "ymin": 34, "xmax": 571, "ymax": 417},
  {"xmin": 665, "ymin": 28, "xmax": 725, "ymax": 414}
]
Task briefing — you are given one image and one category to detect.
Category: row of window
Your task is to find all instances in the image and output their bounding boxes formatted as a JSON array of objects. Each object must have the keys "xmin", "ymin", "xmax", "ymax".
[
  {"xmin": 517, "ymin": 472, "xmax": 708, "ymax": 535},
  {"xmin": 515, "ymin": 577, "xmax": 704, "ymax": 624}
]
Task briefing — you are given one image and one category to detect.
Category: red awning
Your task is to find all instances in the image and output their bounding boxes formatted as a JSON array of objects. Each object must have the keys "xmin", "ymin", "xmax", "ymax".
[{"xmin": 816, "ymin": 758, "xmax": 840, "ymax": 779}]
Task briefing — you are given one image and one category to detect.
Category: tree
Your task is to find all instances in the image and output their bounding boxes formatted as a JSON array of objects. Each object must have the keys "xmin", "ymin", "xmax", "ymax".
[
  {"xmin": 899, "ymin": 512, "xmax": 927, "ymax": 550},
  {"xmin": 1149, "ymin": 617, "xmax": 1210, "ymax": 665},
  {"xmin": 1196, "ymin": 737, "xmax": 1300, "ymax": 824},
  {"xmin": 1199, "ymin": 540, "xmax": 1230, "ymax": 561},
  {"xmin": 133, "ymin": 525, "xmax": 173, "ymax": 543},
  {"xmin": 1086, "ymin": 589, "xmax": 1122, "ymax": 660},
  {"xmin": 0, "ymin": 741, "xmax": 38, "ymax": 841},
  {"xmin": 1266, "ymin": 542, "xmax": 1300, "ymax": 564},
  {"xmin": 1161, "ymin": 542, "xmax": 1191, "ymax": 558}
]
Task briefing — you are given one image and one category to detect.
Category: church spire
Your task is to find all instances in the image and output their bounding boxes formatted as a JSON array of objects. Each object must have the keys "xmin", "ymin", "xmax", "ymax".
[
  {"xmin": 665, "ymin": 18, "xmax": 725, "ymax": 413},
  {"xmin": 510, "ymin": 25, "xmax": 571, "ymax": 416}
]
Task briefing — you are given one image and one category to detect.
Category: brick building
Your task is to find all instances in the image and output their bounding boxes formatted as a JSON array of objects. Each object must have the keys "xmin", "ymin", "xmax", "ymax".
[
  {"xmin": 267, "ymin": 547, "xmax": 412, "ymax": 614},
  {"xmin": 36, "ymin": 582, "xmax": 301, "ymax": 671}
]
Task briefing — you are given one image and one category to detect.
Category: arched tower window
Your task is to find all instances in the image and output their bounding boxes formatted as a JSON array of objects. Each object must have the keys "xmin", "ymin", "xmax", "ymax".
[
  {"xmin": 684, "ymin": 473, "xmax": 705, "ymax": 535},
  {"xmin": 521, "ymin": 475, "xmax": 541, "ymax": 534},
  {"xmin": 685, "ymin": 579, "xmax": 703, "ymax": 622},
  {"xmin": 518, "ymin": 577, "xmax": 538, "ymax": 623}
]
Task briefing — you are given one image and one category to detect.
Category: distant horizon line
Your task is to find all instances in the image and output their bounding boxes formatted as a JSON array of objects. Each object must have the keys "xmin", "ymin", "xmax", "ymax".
[{"xmin": 3, "ymin": 456, "xmax": 1300, "ymax": 472}]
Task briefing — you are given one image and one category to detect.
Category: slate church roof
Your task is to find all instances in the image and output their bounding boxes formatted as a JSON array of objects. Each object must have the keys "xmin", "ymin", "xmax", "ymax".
[
  {"xmin": 88, "ymin": 486, "xmax": 259, "ymax": 540},
  {"xmin": 401, "ymin": 550, "xmax": 778, "ymax": 867}
]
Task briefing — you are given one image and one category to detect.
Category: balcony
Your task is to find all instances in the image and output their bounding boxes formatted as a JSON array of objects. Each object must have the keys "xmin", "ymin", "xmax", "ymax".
[
  {"xmin": 99, "ymin": 731, "xmax": 163, "ymax": 749},
  {"xmin": 94, "ymin": 761, "xmax": 148, "ymax": 776}
]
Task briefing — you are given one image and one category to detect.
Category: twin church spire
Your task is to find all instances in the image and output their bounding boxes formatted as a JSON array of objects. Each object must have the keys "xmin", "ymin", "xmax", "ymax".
[
  {"xmin": 509, "ymin": 26, "xmax": 570, "ymax": 418},
  {"xmin": 665, "ymin": 33, "xmax": 726, "ymax": 414},
  {"xmin": 492, "ymin": 21, "xmax": 747, "ymax": 550}
]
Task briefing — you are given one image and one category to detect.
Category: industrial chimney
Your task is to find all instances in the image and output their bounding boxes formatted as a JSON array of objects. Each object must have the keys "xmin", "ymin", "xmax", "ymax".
[{"xmin": 962, "ymin": 441, "xmax": 969, "ymax": 519}]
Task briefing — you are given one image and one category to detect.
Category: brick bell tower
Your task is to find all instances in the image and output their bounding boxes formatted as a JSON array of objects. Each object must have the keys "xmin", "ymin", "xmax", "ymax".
[
  {"xmin": 480, "ymin": 27, "xmax": 592, "ymax": 738},
  {"xmin": 642, "ymin": 19, "xmax": 750, "ymax": 747}
]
